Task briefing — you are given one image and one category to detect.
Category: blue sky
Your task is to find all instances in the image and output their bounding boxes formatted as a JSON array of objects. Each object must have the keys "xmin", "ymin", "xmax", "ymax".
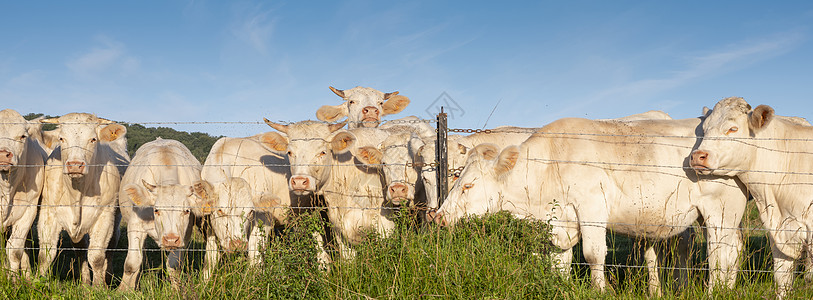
[{"xmin": 2, "ymin": 1, "xmax": 812, "ymax": 137}]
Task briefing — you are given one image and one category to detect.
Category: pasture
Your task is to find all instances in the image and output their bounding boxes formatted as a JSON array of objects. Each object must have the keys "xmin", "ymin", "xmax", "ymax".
[{"xmin": 2, "ymin": 204, "xmax": 813, "ymax": 299}]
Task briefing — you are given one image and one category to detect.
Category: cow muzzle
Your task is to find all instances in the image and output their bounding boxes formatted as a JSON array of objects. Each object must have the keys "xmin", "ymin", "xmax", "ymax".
[
  {"xmin": 65, "ymin": 161, "xmax": 86, "ymax": 178},
  {"xmin": 161, "ymin": 233, "xmax": 184, "ymax": 249},
  {"xmin": 426, "ymin": 209, "xmax": 449, "ymax": 227},
  {"xmin": 360, "ymin": 106, "xmax": 380, "ymax": 128},
  {"xmin": 0, "ymin": 150, "xmax": 13, "ymax": 172},
  {"xmin": 689, "ymin": 150, "xmax": 712, "ymax": 174},
  {"xmin": 290, "ymin": 175, "xmax": 315, "ymax": 195},
  {"xmin": 388, "ymin": 183, "xmax": 412, "ymax": 206},
  {"xmin": 226, "ymin": 239, "xmax": 247, "ymax": 252}
]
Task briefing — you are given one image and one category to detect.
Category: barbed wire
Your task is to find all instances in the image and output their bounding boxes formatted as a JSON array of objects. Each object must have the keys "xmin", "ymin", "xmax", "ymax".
[{"xmin": 0, "ymin": 118, "xmax": 437, "ymax": 126}]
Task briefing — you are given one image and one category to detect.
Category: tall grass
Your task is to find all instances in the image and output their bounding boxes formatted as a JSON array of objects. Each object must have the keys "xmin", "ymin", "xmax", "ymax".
[{"xmin": 2, "ymin": 203, "xmax": 813, "ymax": 299}]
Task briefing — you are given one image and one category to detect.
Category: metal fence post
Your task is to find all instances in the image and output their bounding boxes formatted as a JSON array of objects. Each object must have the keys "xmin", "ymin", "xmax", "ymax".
[{"xmin": 436, "ymin": 107, "xmax": 448, "ymax": 207}]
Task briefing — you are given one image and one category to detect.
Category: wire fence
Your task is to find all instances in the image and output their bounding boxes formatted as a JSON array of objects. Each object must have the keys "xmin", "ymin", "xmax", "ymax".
[{"xmin": 2, "ymin": 113, "xmax": 813, "ymax": 280}]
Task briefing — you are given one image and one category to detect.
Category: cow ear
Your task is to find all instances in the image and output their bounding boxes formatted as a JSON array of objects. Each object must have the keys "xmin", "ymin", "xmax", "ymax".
[
  {"xmin": 472, "ymin": 143, "xmax": 500, "ymax": 161},
  {"xmin": 457, "ymin": 143, "xmax": 469, "ymax": 155},
  {"xmin": 253, "ymin": 193, "xmax": 281, "ymax": 214},
  {"xmin": 748, "ymin": 105, "xmax": 775, "ymax": 131},
  {"xmin": 331, "ymin": 131, "xmax": 356, "ymax": 154},
  {"xmin": 191, "ymin": 180, "xmax": 216, "ymax": 215},
  {"xmin": 382, "ymin": 95, "xmax": 410, "ymax": 116},
  {"xmin": 124, "ymin": 183, "xmax": 153, "ymax": 207},
  {"xmin": 99, "ymin": 124, "xmax": 126, "ymax": 142},
  {"xmin": 494, "ymin": 146, "xmax": 520, "ymax": 177},
  {"xmin": 702, "ymin": 107, "xmax": 711, "ymax": 118},
  {"xmin": 356, "ymin": 146, "xmax": 383, "ymax": 166},
  {"xmin": 259, "ymin": 132, "xmax": 288, "ymax": 153},
  {"xmin": 316, "ymin": 104, "xmax": 348, "ymax": 123}
]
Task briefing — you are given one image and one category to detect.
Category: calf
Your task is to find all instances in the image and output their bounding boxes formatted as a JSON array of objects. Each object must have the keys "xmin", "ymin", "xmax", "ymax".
[{"xmin": 117, "ymin": 138, "xmax": 212, "ymax": 290}]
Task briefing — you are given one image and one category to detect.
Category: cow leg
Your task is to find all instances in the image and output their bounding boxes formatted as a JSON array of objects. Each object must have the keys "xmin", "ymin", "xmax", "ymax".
[
  {"xmin": 6, "ymin": 209, "xmax": 36, "ymax": 278},
  {"xmin": 311, "ymin": 231, "xmax": 332, "ymax": 271},
  {"xmin": 119, "ymin": 227, "xmax": 146, "ymax": 291},
  {"xmin": 202, "ymin": 226, "xmax": 220, "ymax": 281},
  {"xmin": 550, "ymin": 247, "xmax": 573, "ymax": 279},
  {"xmin": 703, "ymin": 217, "xmax": 742, "ymax": 293},
  {"xmin": 36, "ymin": 209, "xmax": 61, "ymax": 279},
  {"xmin": 805, "ymin": 236, "xmax": 813, "ymax": 283},
  {"xmin": 78, "ymin": 236, "xmax": 92, "ymax": 285},
  {"xmin": 772, "ymin": 241, "xmax": 797, "ymax": 299},
  {"xmin": 87, "ymin": 229, "xmax": 113, "ymax": 287},
  {"xmin": 247, "ymin": 225, "xmax": 271, "ymax": 267},
  {"xmin": 333, "ymin": 231, "xmax": 356, "ymax": 260},
  {"xmin": 579, "ymin": 222, "xmax": 608, "ymax": 291},
  {"xmin": 643, "ymin": 242, "xmax": 662, "ymax": 296}
]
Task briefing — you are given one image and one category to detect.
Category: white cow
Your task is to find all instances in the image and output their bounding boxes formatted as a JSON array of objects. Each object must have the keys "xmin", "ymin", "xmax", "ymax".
[
  {"xmin": 199, "ymin": 134, "xmax": 308, "ymax": 275},
  {"xmin": 431, "ymin": 117, "xmax": 747, "ymax": 295},
  {"xmin": 316, "ymin": 86, "xmax": 411, "ymax": 129},
  {"xmin": 355, "ymin": 131, "xmax": 426, "ymax": 207},
  {"xmin": 262, "ymin": 120, "xmax": 394, "ymax": 258},
  {"xmin": 419, "ymin": 110, "xmax": 675, "ymax": 209},
  {"xmin": 37, "ymin": 113, "xmax": 129, "ymax": 286},
  {"xmin": 117, "ymin": 138, "xmax": 213, "ymax": 290},
  {"xmin": 0, "ymin": 109, "xmax": 47, "ymax": 278},
  {"xmin": 690, "ymin": 97, "xmax": 813, "ymax": 298}
]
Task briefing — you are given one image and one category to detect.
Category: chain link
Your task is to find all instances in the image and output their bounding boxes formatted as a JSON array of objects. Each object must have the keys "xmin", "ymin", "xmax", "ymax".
[{"xmin": 448, "ymin": 128, "xmax": 493, "ymax": 134}]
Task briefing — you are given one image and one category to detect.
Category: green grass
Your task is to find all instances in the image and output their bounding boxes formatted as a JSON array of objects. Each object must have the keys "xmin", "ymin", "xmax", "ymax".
[{"xmin": 2, "ymin": 203, "xmax": 813, "ymax": 299}]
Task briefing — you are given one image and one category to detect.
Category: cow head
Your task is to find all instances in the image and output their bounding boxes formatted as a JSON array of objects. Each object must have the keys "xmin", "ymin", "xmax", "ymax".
[
  {"xmin": 418, "ymin": 134, "xmax": 469, "ymax": 209},
  {"xmin": 316, "ymin": 86, "xmax": 410, "ymax": 129},
  {"xmin": 355, "ymin": 132, "xmax": 425, "ymax": 206},
  {"xmin": 0, "ymin": 109, "xmax": 39, "ymax": 173},
  {"xmin": 194, "ymin": 177, "xmax": 281, "ymax": 252},
  {"xmin": 41, "ymin": 113, "xmax": 125, "ymax": 178},
  {"xmin": 123, "ymin": 179, "xmax": 213, "ymax": 249},
  {"xmin": 261, "ymin": 119, "xmax": 353, "ymax": 195},
  {"xmin": 428, "ymin": 144, "xmax": 519, "ymax": 226},
  {"xmin": 690, "ymin": 97, "xmax": 772, "ymax": 177}
]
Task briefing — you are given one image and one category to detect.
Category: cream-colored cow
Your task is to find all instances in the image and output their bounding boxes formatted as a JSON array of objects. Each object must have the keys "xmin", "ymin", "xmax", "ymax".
[
  {"xmin": 432, "ymin": 117, "xmax": 747, "ymax": 295},
  {"xmin": 316, "ymin": 86, "xmax": 410, "ymax": 129},
  {"xmin": 37, "ymin": 113, "xmax": 129, "ymax": 286},
  {"xmin": 199, "ymin": 134, "xmax": 309, "ymax": 275},
  {"xmin": 118, "ymin": 138, "xmax": 213, "ymax": 290},
  {"xmin": 0, "ymin": 109, "xmax": 47, "ymax": 278},
  {"xmin": 691, "ymin": 97, "xmax": 813, "ymax": 298},
  {"xmin": 262, "ymin": 120, "xmax": 394, "ymax": 258}
]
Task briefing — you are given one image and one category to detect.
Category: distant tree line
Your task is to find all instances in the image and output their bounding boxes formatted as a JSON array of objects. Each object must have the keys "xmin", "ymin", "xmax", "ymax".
[{"xmin": 23, "ymin": 113, "xmax": 221, "ymax": 163}]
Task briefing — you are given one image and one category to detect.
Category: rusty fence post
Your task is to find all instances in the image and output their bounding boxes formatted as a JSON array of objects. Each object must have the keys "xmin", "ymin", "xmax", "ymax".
[{"xmin": 436, "ymin": 107, "xmax": 449, "ymax": 208}]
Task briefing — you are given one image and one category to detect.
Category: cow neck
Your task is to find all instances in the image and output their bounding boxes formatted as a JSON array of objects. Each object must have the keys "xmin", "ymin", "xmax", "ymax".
[{"xmin": 739, "ymin": 119, "xmax": 813, "ymax": 226}]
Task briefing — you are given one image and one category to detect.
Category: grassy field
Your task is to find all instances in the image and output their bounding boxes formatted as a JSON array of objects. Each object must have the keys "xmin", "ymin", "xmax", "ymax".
[{"xmin": 1, "ymin": 202, "xmax": 813, "ymax": 299}]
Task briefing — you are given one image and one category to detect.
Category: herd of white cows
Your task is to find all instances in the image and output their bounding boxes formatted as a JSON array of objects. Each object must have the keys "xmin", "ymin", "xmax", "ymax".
[{"xmin": 1, "ymin": 89, "xmax": 812, "ymax": 297}]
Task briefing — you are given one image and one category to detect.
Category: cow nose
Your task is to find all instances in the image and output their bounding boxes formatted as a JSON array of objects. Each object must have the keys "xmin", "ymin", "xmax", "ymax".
[
  {"xmin": 291, "ymin": 176, "xmax": 310, "ymax": 190},
  {"xmin": 161, "ymin": 234, "xmax": 182, "ymax": 248},
  {"xmin": 427, "ymin": 209, "xmax": 447, "ymax": 226},
  {"xmin": 690, "ymin": 150, "xmax": 708, "ymax": 165},
  {"xmin": 0, "ymin": 150, "xmax": 11, "ymax": 159},
  {"xmin": 362, "ymin": 106, "xmax": 379, "ymax": 116},
  {"xmin": 66, "ymin": 161, "xmax": 86, "ymax": 174},
  {"xmin": 229, "ymin": 239, "xmax": 247, "ymax": 251},
  {"xmin": 389, "ymin": 183, "xmax": 408, "ymax": 198}
]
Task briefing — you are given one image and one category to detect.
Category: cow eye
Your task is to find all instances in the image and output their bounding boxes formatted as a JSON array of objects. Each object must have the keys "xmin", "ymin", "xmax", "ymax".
[
  {"xmin": 90, "ymin": 138, "xmax": 97, "ymax": 143},
  {"xmin": 348, "ymin": 100, "xmax": 355, "ymax": 105},
  {"xmin": 183, "ymin": 209, "xmax": 191, "ymax": 215},
  {"xmin": 320, "ymin": 151, "xmax": 327, "ymax": 156},
  {"xmin": 286, "ymin": 151, "xmax": 293, "ymax": 156},
  {"xmin": 154, "ymin": 208, "xmax": 160, "ymax": 215},
  {"xmin": 59, "ymin": 137, "xmax": 64, "ymax": 142},
  {"xmin": 19, "ymin": 134, "xmax": 27, "ymax": 140},
  {"xmin": 726, "ymin": 127, "xmax": 738, "ymax": 135},
  {"xmin": 463, "ymin": 183, "xmax": 474, "ymax": 191},
  {"xmin": 217, "ymin": 209, "xmax": 225, "ymax": 217}
]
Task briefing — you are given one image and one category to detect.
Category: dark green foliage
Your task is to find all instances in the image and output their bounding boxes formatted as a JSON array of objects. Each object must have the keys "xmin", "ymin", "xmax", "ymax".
[
  {"xmin": 122, "ymin": 123, "xmax": 221, "ymax": 163},
  {"xmin": 19, "ymin": 112, "xmax": 221, "ymax": 163}
]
